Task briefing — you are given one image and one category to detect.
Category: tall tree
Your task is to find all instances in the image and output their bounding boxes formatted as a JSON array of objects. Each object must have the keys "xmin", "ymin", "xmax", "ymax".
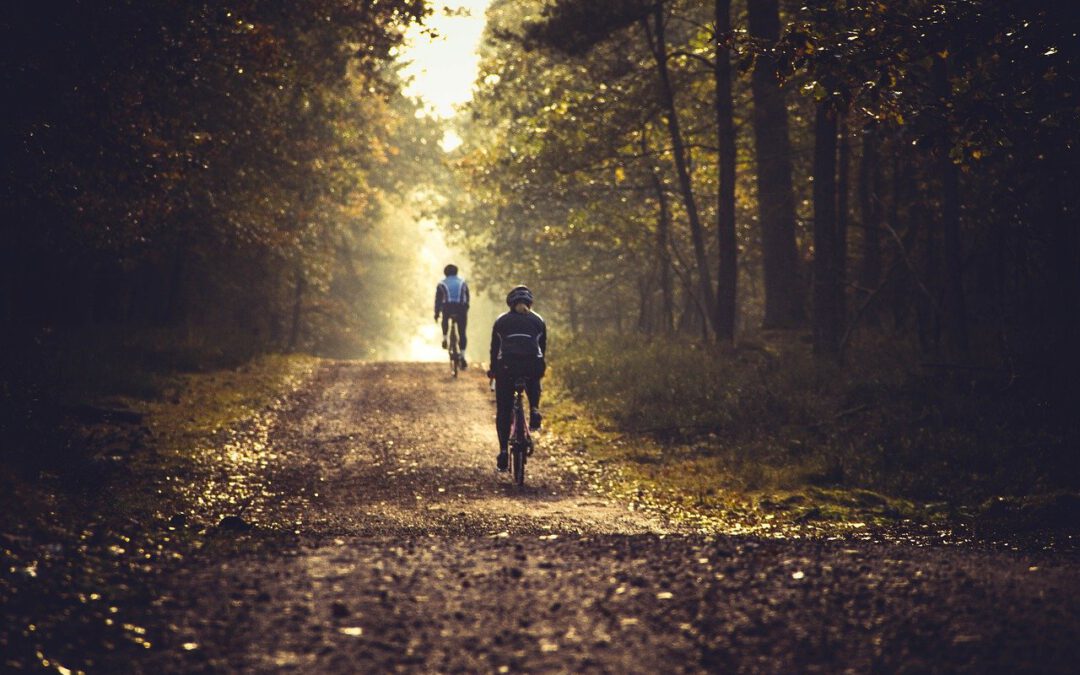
[
  {"xmin": 642, "ymin": 3, "xmax": 718, "ymax": 335},
  {"xmin": 812, "ymin": 99, "xmax": 841, "ymax": 358},
  {"xmin": 933, "ymin": 54, "xmax": 969, "ymax": 359},
  {"xmin": 747, "ymin": 0, "xmax": 803, "ymax": 328},
  {"xmin": 857, "ymin": 124, "xmax": 882, "ymax": 296},
  {"xmin": 714, "ymin": 0, "xmax": 737, "ymax": 342},
  {"xmin": 643, "ymin": 128, "xmax": 676, "ymax": 333},
  {"xmin": 836, "ymin": 111, "xmax": 851, "ymax": 319}
]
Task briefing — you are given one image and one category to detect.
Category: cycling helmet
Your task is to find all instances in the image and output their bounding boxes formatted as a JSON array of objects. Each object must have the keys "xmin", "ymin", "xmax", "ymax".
[
  {"xmin": 505, "ymin": 285, "xmax": 534, "ymax": 307},
  {"xmin": 444, "ymin": 264, "xmax": 459, "ymax": 277}
]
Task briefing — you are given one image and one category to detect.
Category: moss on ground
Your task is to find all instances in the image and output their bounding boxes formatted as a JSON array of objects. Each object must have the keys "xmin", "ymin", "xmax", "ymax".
[{"xmin": 136, "ymin": 353, "xmax": 320, "ymax": 456}]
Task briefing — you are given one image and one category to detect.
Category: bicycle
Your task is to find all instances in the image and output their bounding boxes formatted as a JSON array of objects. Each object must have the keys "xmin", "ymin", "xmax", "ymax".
[
  {"xmin": 507, "ymin": 376, "xmax": 534, "ymax": 486},
  {"xmin": 447, "ymin": 317, "xmax": 461, "ymax": 378}
]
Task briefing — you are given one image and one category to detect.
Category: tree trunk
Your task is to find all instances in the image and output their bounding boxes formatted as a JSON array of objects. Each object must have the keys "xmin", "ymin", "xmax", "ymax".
[
  {"xmin": 644, "ymin": 129, "xmax": 675, "ymax": 333},
  {"xmin": 836, "ymin": 112, "xmax": 850, "ymax": 329},
  {"xmin": 288, "ymin": 264, "xmax": 305, "ymax": 352},
  {"xmin": 676, "ymin": 287, "xmax": 696, "ymax": 335},
  {"xmin": 934, "ymin": 56, "xmax": 968, "ymax": 359},
  {"xmin": 643, "ymin": 6, "xmax": 717, "ymax": 336},
  {"xmin": 1050, "ymin": 173, "xmax": 1080, "ymax": 395},
  {"xmin": 656, "ymin": 184, "xmax": 675, "ymax": 334},
  {"xmin": 888, "ymin": 151, "xmax": 914, "ymax": 332},
  {"xmin": 164, "ymin": 249, "xmax": 186, "ymax": 326},
  {"xmin": 941, "ymin": 131, "xmax": 967, "ymax": 356},
  {"xmin": 637, "ymin": 275, "xmax": 651, "ymax": 333},
  {"xmin": 714, "ymin": 0, "xmax": 737, "ymax": 343},
  {"xmin": 858, "ymin": 124, "xmax": 883, "ymax": 295},
  {"xmin": 812, "ymin": 101, "xmax": 841, "ymax": 359},
  {"xmin": 747, "ymin": 0, "xmax": 803, "ymax": 329},
  {"xmin": 916, "ymin": 199, "xmax": 940, "ymax": 355},
  {"xmin": 568, "ymin": 287, "xmax": 579, "ymax": 336}
]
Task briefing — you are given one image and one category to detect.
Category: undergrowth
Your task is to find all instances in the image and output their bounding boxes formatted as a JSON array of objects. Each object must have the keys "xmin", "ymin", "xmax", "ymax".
[
  {"xmin": 1, "ymin": 324, "xmax": 271, "ymax": 474},
  {"xmin": 552, "ymin": 333, "xmax": 1079, "ymax": 520}
]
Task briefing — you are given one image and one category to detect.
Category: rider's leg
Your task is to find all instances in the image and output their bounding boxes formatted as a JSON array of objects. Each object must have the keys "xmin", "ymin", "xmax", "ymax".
[
  {"xmin": 525, "ymin": 377, "xmax": 541, "ymax": 409},
  {"xmin": 494, "ymin": 375, "xmax": 514, "ymax": 469},
  {"xmin": 527, "ymin": 380, "xmax": 542, "ymax": 430},
  {"xmin": 454, "ymin": 309, "xmax": 468, "ymax": 367},
  {"xmin": 456, "ymin": 309, "xmax": 467, "ymax": 351},
  {"xmin": 440, "ymin": 313, "xmax": 450, "ymax": 349},
  {"xmin": 526, "ymin": 364, "xmax": 544, "ymax": 430}
]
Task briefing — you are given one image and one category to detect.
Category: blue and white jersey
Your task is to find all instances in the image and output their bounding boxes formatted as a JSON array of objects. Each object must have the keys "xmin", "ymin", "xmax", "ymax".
[{"xmin": 435, "ymin": 275, "xmax": 470, "ymax": 313}]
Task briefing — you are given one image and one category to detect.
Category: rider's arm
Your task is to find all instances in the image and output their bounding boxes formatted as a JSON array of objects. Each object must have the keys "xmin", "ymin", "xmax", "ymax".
[
  {"xmin": 462, "ymin": 281, "xmax": 470, "ymax": 310},
  {"xmin": 489, "ymin": 320, "xmax": 500, "ymax": 371},
  {"xmin": 538, "ymin": 322, "xmax": 546, "ymax": 359},
  {"xmin": 434, "ymin": 283, "xmax": 445, "ymax": 319}
]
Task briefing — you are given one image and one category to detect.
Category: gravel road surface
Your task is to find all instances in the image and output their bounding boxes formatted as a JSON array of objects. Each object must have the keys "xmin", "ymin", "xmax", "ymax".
[{"xmin": 7, "ymin": 361, "xmax": 1079, "ymax": 673}]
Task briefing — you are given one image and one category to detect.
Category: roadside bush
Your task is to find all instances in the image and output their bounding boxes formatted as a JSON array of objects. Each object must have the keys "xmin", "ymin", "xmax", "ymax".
[
  {"xmin": 0, "ymin": 323, "xmax": 261, "ymax": 475},
  {"xmin": 554, "ymin": 334, "xmax": 1078, "ymax": 504}
]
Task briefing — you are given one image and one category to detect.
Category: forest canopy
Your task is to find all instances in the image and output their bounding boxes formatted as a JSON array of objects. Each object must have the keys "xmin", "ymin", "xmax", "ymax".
[
  {"xmin": 1, "ymin": 0, "xmax": 440, "ymax": 361},
  {"xmin": 448, "ymin": 0, "xmax": 1079, "ymax": 386}
]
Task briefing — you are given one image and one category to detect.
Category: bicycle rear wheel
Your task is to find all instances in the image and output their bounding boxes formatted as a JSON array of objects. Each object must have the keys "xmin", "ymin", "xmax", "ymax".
[
  {"xmin": 511, "ymin": 442, "xmax": 525, "ymax": 485},
  {"xmin": 448, "ymin": 322, "xmax": 459, "ymax": 378},
  {"xmin": 511, "ymin": 407, "xmax": 527, "ymax": 485}
]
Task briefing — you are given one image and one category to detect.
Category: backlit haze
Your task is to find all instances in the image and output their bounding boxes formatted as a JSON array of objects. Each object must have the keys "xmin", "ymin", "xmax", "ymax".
[
  {"xmin": 400, "ymin": 1, "xmax": 491, "ymax": 150},
  {"xmin": 396, "ymin": 2, "xmax": 492, "ymax": 362}
]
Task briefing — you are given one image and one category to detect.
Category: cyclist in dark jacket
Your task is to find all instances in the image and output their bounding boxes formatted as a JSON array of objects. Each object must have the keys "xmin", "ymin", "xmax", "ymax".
[
  {"xmin": 435, "ymin": 264, "xmax": 470, "ymax": 368},
  {"xmin": 486, "ymin": 285, "xmax": 546, "ymax": 472}
]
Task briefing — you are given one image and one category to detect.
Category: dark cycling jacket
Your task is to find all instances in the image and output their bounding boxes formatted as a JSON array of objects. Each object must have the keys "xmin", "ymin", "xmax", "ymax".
[
  {"xmin": 434, "ymin": 275, "xmax": 470, "ymax": 316},
  {"xmin": 490, "ymin": 310, "xmax": 546, "ymax": 366}
]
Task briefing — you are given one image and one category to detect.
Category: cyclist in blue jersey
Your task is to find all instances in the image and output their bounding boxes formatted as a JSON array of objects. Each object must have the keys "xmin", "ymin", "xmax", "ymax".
[
  {"xmin": 486, "ymin": 285, "xmax": 546, "ymax": 472},
  {"xmin": 435, "ymin": 264, "xmax": 470, "ymax": 368}
]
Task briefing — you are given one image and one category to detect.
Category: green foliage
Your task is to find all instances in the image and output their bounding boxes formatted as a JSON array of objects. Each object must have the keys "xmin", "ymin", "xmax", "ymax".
[
  {"xmin": 454, "ymin": 0, "xmax": 1080, "ymax": 376},
  {"xmin": 1, "ymin": 0, "xmax": 434, "ymax": 356},
  {"xmin": 560, "ymin": 336, "xmax": 810, "ymax": 438},
  {"xmin": 555, "ymin": 334, "xmax": 1079, "ymax": 503},
  {"xmin": 453, "ymin": 0, "xmax": 1080, "ymax": 516},
  {"xmin": 0, "ymin": 1, "xmax": 453, "ymax": 470},
  {"xmin": 449, "ymin": 0, "xmax": 728, "ymax": 332}
]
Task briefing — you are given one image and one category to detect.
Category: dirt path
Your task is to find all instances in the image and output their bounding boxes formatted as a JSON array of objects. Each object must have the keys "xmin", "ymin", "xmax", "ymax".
[
  {"xmin": 6, "ymin": 362, "xmax": 1079, "ymax": 672},
  {"xmin": 250, "ymin": 361, "xmax": 669, "ymax": 538}
]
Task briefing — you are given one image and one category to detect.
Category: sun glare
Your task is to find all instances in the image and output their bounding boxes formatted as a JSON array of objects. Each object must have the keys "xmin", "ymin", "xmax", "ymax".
[
  {"xmin": 395, "ymin": 4, "xmax": 493, "ymax": 363},
  {"xmin": 400, "ymin": 1, "xmax": 492, "ymax": 120}
]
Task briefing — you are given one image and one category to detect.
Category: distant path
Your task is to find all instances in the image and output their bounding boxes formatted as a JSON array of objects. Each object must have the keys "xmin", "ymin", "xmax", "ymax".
[{"xmin": 141, "ymin": 362, "xmax": 1078, "ymax": 672}]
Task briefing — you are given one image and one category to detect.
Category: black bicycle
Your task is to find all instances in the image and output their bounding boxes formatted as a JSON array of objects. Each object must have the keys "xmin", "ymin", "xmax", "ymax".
[
  {"xmin": 447, "ymin": 317, "xmax": 462, "ymax": 378},
  {"xmin": 507, "ymin": 376, "xmax": 534, "ymax": 486}
]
